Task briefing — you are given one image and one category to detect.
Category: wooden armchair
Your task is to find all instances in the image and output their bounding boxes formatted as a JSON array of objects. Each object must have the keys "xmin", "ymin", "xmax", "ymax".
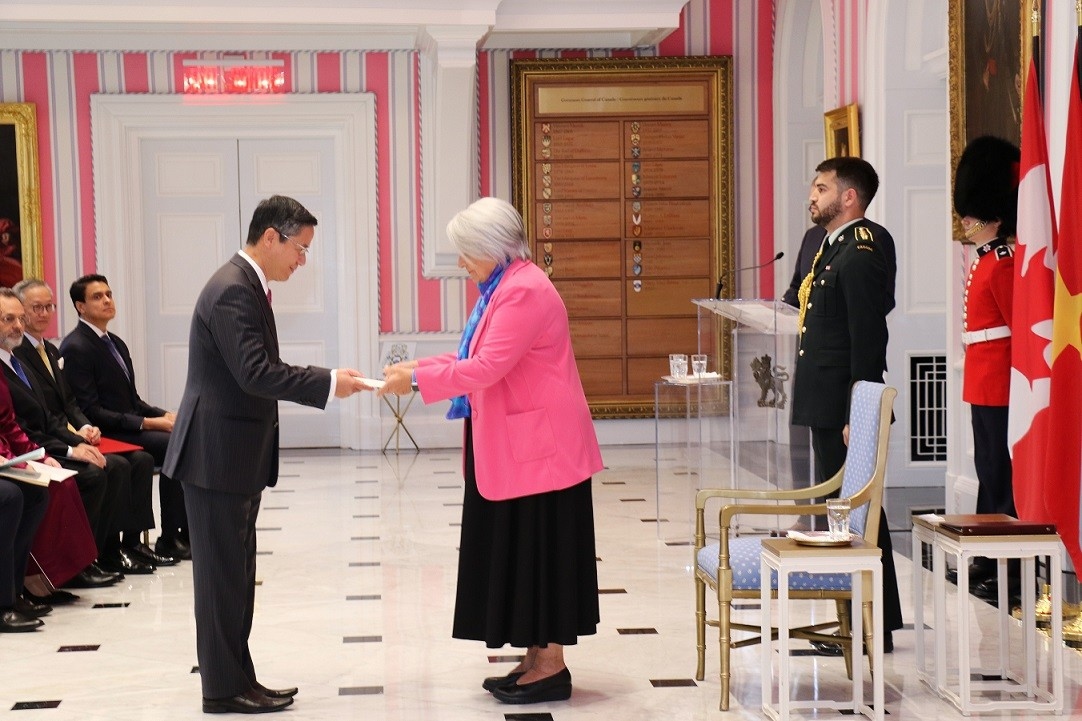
[{"xmin": 693, "ymin": 381, "xmax": 896, "ymax": 710}]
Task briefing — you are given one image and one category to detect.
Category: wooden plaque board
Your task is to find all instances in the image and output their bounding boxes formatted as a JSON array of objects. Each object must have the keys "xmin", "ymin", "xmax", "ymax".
[{"xmin": 511, "ymin": 57, "xmax": 734, "ymax": 418}]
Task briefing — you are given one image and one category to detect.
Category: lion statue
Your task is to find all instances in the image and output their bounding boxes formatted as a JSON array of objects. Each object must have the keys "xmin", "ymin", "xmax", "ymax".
[{"xmin": 750, "ymin": 354, "xmax": 789, "ymax": 408}]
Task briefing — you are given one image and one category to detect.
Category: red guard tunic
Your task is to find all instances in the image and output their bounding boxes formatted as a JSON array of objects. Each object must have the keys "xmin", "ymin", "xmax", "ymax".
[{"xmin": 962, "ymin": 237, "xmax": 1014, "ymax": 406}]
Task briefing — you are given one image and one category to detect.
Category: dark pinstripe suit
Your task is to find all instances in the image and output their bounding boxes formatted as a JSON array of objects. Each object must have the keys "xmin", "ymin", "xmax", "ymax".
[{"xmin": 163, "ymin": 253, "xmax": 331, "ymax": 698}]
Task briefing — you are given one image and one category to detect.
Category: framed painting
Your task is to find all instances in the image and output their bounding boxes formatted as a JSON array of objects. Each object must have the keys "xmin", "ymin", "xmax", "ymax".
[
  {"xmin": 948, "ymin": 0, "xmax": 1034, "ymax": 237},
  {"xmin": 823, "ymin": 103, "xmax": 861, "ymax": 158},
  {"xmin": 510, "ymin": 57, "xmax": 733, "ymax": 418},
  {"xmin": 0, "ymin": 103, "xmax": 43, "ymax": 283}
]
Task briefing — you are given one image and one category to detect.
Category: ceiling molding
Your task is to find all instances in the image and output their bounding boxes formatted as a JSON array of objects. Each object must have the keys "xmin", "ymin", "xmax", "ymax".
[{"xmin": 0, "ymin": 0, "xmax": 687, "ymax": 52}]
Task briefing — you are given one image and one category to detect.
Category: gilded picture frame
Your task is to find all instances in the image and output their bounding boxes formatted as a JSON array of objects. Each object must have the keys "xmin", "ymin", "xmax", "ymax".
[
  {"xmin": 510, "ymin": 56, "xmax": 734, "ymax": 419},
  {"xmin": 0, "ymin": 102, "xmax": 44, "ymax": 283},
  {"xmin": 948, "ymin": 0, "xmax": 1033, "ymax": 238},
  {"xmin": 823, "ymin": 103, "xmax": 861, "ymax": 158}
]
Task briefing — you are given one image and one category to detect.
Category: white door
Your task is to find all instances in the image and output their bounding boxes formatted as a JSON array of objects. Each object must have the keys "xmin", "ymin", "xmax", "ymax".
[{"xmin": 140, "ymin": 136, "xmax": 341, "ymax": 447}]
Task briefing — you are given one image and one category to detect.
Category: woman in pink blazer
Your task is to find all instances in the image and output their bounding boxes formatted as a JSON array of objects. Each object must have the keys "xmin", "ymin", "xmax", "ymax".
[{"xmin": 381, "ymin": 197, "xmax": 603, "ymax": 705}]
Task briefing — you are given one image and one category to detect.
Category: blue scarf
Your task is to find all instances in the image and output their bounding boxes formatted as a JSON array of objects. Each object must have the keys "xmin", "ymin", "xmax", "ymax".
[{"xmin": 446, "ymin": 261, "xmax": 509, "ymax": 419}]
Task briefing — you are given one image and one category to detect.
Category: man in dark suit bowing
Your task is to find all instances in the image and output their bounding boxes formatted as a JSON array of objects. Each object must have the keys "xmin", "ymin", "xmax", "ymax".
[
  {"xmin": 163, "ymin": 195, "xmax": 370, "ymax": 714},
  {"xmin": 60, "ymin": 274, "xmax": 189, "ymax": 560},
  {"xmin": 790, "ymin": 156, "xmax": 902, "ymax": 653}
]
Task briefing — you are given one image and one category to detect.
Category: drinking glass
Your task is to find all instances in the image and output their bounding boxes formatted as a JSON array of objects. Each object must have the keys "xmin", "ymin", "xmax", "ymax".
[
  {"xmin": 691, "ymin": 354, "xmax": 708, "ymax": 377},
  {"xmin": 668, "ymin": 353, "xmax": 688, "ymax": 379},
  {"xmin": 826, "ymin": 498, "xmax": 851, "ymax": 540}
]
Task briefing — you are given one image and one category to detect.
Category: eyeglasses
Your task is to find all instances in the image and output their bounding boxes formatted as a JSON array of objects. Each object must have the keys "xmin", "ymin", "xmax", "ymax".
[
  {"xmin": 29, "ymin": 303, "xmax": 57, "ymax": 314},
  {"xmin": 274, "ymin": 228, "xmax": 310, "ymax": 257},
  {"xmin": 0, "ymin": 314, "xmax": 26, "ymax": 326}
]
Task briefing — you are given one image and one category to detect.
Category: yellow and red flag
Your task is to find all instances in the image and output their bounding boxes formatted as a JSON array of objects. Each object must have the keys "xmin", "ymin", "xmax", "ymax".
[{"xmin": 1046, "ymin": 32, "xmax": 1082, "ymax": 570}]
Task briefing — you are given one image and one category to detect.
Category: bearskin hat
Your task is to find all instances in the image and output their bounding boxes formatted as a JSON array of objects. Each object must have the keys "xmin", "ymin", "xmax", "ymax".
[{"xmin": 953, "ymin": 135, "xmax": 1021, "ymax": 236}]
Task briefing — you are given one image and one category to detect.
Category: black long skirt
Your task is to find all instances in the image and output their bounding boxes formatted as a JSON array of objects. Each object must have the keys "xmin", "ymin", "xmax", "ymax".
[{"xmin": 452, "ymin": 420, "xmax": 600, "ymax": 648}]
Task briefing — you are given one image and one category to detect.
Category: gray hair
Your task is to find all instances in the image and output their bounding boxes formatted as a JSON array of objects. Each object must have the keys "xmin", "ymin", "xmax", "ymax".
[
  {"xmin": 445, "ymin": 197, "xmax": 531, "ymax": 265},
  {"xmin": 12, "ymin": 277, "xmax": 49, "ymax": 301}
]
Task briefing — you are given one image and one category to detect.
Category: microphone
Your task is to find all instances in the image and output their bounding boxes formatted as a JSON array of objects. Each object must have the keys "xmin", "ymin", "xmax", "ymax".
[{"xmin": 715, "ymin": 251, "xmax": 785, "ymax": 299}]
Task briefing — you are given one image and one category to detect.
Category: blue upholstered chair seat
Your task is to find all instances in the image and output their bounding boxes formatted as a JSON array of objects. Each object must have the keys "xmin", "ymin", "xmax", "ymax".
[
  {"xmin": 692, "ymin": 381, "xmax": 897, "ymax": 711},
  {"xmin": 697, "ymin": 538, "xmax": 855, "ymax": 592}
]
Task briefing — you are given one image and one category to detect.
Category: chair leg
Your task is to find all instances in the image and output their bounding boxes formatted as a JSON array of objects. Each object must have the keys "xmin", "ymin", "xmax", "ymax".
[
  {"xmin": 695, "ymin": 577, "xmax": 706, "ymax": 681},
  {"xmin": 862, "ymin": 601, "xmax": 876, "ymax": 676},
  {"xmin": 720, "ymin": 599, "xmax": 732, "ymax": 711},
  {"xmin": 836, "ymin": 599, "xmax": 854, "ymax": 680}
]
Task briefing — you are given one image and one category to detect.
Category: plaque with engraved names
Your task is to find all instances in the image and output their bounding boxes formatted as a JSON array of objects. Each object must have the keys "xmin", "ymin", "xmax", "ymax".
[
  {"xmin": 626, "ymin": 160, "xmax": 710, "ymax": 198},
  {"xmin": 534, "ymin": 201, "xmax": 621, "ymax": 240},
  {"xmin": 512, "ymin": 57, "xmax": 733, "ymax": 418},
  {"xmin": 623, "ymin": 119, "xmax": 710, "ymax": 159},
  {"xmin": 535, "ymin": 121, "xmax": 620, "ymax": 160},
  {"xmin": 534, "ymin": 161, "xmax": 621, "ymax": 200},
  {"xmin": 625, "ymin": 200, "xmax": 710, "ymax": 238}
]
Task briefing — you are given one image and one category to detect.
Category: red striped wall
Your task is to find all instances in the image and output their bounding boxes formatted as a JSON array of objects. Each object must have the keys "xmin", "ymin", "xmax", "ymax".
[{"xmin": 0, "ymin": 0, "xmax": 782, "ymax": 336}]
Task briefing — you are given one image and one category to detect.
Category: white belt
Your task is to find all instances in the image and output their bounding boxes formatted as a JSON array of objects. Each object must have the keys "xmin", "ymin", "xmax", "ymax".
[{"xmin": 962, "ymin": 325, "xmax": 1011, "ymax": 345}]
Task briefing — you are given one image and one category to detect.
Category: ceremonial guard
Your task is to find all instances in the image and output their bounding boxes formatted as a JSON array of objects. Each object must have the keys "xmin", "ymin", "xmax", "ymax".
[{"xmin": 953, "ymin": 135, "xmax": 1020, "ymax": 601}]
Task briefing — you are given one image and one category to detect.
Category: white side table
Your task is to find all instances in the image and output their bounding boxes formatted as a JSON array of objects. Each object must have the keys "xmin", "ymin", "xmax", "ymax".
[
  {"xmin": 932, "ymin": 524, "xmax": 1064, "ymax": 715},
  {"xmin": 760, "ymin": 537, "xmax": 884, "ymax": 721},
  {"xmin": 911, "ymin": 513, "xmax": 943, "ymax": 692}
]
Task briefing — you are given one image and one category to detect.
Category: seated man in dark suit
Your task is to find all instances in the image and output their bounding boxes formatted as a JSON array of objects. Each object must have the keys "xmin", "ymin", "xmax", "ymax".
[
  {"xmin": 59, "ymin": 275, "xmax": 189, "ymax": 559},
  {"xmin": 5, "ymin": 284, "xmax": 172, "ymax": 578},
  {"xmin": 1, "ymin": 477, "xmax": 48, "ymax": 632},
  {"xmin": 0, "ymin": 375, "xmax": 55, "ymax": 632}
]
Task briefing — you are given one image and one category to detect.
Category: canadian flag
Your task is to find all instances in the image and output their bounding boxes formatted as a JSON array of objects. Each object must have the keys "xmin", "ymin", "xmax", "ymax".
[
  {"xmin": 1046, "ymin": 36, "xmax": 1082, "ymax": 570},
  {"xmin": 1009, "ymin": 56, "xmax": 1057, "ymax": 523}
]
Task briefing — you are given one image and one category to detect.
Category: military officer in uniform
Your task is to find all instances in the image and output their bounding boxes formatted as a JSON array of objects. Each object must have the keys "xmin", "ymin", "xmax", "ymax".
[
  {"xmin": 953, "ymin": 135, "xmax": 1020, "ymax": 601},
  {"xmin": 791, "ymin": 156, "xmax": 902, "ymax": 653}
]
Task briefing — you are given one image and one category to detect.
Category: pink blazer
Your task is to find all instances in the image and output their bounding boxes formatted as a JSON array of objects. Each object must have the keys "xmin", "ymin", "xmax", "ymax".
[{"xmin": 415, "ymin": 260, "xmax": 603, "ymax": 501}]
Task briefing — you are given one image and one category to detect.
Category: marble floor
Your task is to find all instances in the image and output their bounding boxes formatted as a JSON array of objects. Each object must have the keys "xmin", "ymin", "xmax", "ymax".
[{"xmin": 2, "ymin": 445, "xmax": 1078, "ymax": 720}]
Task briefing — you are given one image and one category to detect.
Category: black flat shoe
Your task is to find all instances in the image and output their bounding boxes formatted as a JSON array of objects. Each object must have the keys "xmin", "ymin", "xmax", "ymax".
[
  {"xmin": 483, "ymin": 671, "xmax": 524, "ymax": 692},
  {"xmin": 490, "ymin": 668, "xmax": 572, "ymax": 704},
  {"xmin": 202, "ymin": 689, "xmax": 292, "ymax": 714},
  {"xmin": 24, "ymin": 589, "xmax": 80, "ymax": 605},
  {"xmin": 254, "ymin": 682, "xmax": 297, "ymax": 699}
]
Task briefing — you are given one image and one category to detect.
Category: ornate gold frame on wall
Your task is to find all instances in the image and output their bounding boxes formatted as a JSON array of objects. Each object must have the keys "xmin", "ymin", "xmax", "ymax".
[
  {"xmin": 823, "ymin": 103, "xmax": 861, "ymax": 158},
  {"xmin": 948, "ymin": 0, "xmax": 1033, "ymax": 240},
  {"xmin": 0, "ymin": 103, "xmax": 43, "ymax": 282},
  {"xmin": 510, "ymin": 56, "xmax": 734, "ymax": 419}
]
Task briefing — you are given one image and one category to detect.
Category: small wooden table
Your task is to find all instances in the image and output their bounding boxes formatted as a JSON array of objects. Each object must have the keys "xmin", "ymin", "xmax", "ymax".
[{"xmin": 760, "ymin": 537, "xmax": 884, "ymax": 721}]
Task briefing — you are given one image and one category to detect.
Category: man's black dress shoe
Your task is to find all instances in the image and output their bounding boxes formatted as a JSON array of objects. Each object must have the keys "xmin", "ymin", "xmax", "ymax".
[
  {"xmin": 483, "ymin": 671, "xmax": 524, "ymax": 692},
  {"xmin": 972, "ymin": 577, "xmax": 1022, "ymax": 606},
  {"xmin": 946, "ymin": 561, "xmax": 996, "ymax": 587},
  {"xmin": 126, "ymin": 541, "xmax": 179, "ymax": 567},
  {"xmin": 490, "ymin": 668, "xmax": 572, "ymax": 704},
  {"xmin": 254, "ymin": 682, "xmax": 297, "ymax": 699},
  {"xmin": 99, "ymin": 547, "xmax": 155, "ymax": 575},
  {"xmin": 66, "ymin": 563, "xmax": 122, "ymax": 588},
  {"xmin": 0, "ymin": 608, "xmax": 44, "ymax": 632},
  {"xmin": 15, "ymin": 594, "xmax": 52, "ymax": 618},
  {"xmin": 156, "ymin": 536, "xmax": 192, "ymax": 561},
  {"xmin": 25, "ymin": 589, "xmax": 80, "ymax": 605},
  {"xmin": 202, "ymin": 689, "xmax": 293, "ymax": 714},
  {"xmin": 810, "ymin": 632, "xmax": 893, "ymax": 656}
]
